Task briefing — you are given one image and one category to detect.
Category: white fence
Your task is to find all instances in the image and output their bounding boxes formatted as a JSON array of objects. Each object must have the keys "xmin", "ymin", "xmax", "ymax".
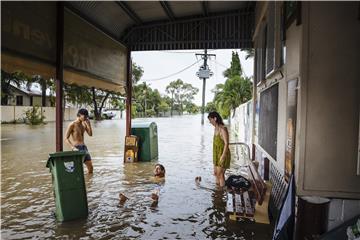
[
  {"xmin": 1, "ymin": 106, "xmax": 79, "ymax": 123},
  {"xmin": 231, "ymin": 100, "xmax": 253, "ymax": 146}
]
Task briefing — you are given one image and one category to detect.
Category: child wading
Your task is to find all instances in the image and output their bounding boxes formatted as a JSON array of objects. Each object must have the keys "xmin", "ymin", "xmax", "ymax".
[{"xmin": 64, "ymin": 108, "xmax": 93, "ymax": 174}]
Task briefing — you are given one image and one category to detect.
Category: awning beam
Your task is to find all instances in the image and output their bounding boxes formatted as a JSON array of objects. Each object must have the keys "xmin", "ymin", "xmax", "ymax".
[
  {"xmin": 116, "ymin": 1, "xmax": 142, "ymax": 25},
  {"xmin": 160, "ymin": 1, "xmax": 176, "ymax": 21}
]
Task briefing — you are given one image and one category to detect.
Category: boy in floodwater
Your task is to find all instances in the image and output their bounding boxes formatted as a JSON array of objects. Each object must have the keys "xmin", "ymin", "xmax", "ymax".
[
  {"xmin": 64, "ymin": 108, "xmax": 93, "ymax": 174},
  {"xmin": 153, "ymin": 164, "xmax": 166, "ymax": 178},
  {"xmin": 119, "ymin": 164, "xmax": 166, "ymax": 204}
]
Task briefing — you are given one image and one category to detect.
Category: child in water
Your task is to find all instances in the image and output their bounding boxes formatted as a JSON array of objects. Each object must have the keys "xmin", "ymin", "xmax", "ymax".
[
  {"xmin": 119, "ymin": 164, "xmax": 166, "ymax": 204},
  {"xmin": 153, "ymin": 164, "xmax": 166, "ymax": 178}
]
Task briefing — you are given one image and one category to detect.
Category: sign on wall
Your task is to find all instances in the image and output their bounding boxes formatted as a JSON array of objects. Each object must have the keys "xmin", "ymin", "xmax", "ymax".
[
  {"xmin": 285, "ymin": 79, "xmax": 298, "ymax": 182},
  {"xmin": 1, "ymin": 2, "xmax": 127, "ymax": 93},
  {"xmin": 259, "ymin": 84, "xmax": 279, "ymax": 160},
  {"xmin": 64, "ymin": 9, "xmax": 127, "ymax": 86}
]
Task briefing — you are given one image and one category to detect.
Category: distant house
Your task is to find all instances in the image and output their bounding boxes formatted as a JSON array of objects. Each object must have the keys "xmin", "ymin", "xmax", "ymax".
[{"xmin": 2, "ymin": 83, "xmax": 54, "ymax": 107}]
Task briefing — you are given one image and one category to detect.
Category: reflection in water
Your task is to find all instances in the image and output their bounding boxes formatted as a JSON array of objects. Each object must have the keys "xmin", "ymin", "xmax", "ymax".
[{"xmin": 1, "ymin": 115, "xmax": 272, "ymax": 239}]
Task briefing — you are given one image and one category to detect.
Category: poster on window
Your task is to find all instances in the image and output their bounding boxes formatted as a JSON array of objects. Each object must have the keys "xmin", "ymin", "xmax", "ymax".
[{"xmin": 285, "ymin": 79, "xmax": 298, "ymax": 182}]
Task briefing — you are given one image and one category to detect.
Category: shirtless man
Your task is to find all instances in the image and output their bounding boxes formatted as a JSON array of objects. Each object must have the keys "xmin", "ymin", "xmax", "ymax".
[{"xmin": 64, "ymin": 108, "xmax": 93, "ymax": 174}]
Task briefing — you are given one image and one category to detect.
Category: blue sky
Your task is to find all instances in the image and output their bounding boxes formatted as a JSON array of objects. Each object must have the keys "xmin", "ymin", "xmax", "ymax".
[{"xmin": 132, "ymin": 49, "xmax": 254, "ymax": 106}]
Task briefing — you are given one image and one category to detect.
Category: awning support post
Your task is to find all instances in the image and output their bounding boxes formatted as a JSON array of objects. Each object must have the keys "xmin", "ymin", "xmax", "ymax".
[
  {"xmin": 125, "ymin": 49, "xmax": 132, "ymax": 136},
  {"xmin": 56, "ymin": 2, "xmax": 64, "ymax": 152}
]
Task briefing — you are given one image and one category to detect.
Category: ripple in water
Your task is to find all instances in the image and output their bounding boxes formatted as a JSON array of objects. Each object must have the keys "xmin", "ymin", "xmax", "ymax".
[{"xmin": 1, "ymin": 115, "xmax": 273, "ymax": 239}]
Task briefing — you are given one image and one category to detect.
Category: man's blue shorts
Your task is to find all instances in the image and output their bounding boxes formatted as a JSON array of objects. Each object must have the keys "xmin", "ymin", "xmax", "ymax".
[{"xmin": 74, "ymin": 144, "xmax": 91, "ymax": 162}]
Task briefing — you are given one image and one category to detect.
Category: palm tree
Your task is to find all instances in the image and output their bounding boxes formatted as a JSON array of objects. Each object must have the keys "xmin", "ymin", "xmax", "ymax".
[
  {"xmin": 241, "ymin": 48, "xmax": 255, "ymax": 60},
  {"xmin": 214, "ymin": 76, "xmax": 252, "ymax": 120}
]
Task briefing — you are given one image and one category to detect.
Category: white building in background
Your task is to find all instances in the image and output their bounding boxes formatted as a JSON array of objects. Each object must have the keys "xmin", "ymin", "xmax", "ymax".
[{"xmin": 3, "ymin": 83, "xmax": 53, "ymax": 107}]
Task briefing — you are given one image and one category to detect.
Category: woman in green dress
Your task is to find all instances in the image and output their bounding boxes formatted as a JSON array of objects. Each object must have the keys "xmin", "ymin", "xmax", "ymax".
[{"xmin": 208, "ymin": 112, "xmax": 231, "ymax": 187}]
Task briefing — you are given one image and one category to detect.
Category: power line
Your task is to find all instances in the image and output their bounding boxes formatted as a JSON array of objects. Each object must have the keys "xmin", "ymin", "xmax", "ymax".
[
  {"xmin": 209, "ymin": 59, "xmax": 228, "ymax": 69},
  {"xmin": 209, "ymin": 59, "xmax": 251, "ymax": 78},
  {"xmin": 141, "ymin": 59, "xmax": 201, "ymax": 82}
]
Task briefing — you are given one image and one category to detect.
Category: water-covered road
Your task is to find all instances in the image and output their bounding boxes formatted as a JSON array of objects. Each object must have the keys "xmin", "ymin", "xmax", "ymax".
[{"xmin": 1, "ymin": 115, "xmax": 272, "ymax": 239}]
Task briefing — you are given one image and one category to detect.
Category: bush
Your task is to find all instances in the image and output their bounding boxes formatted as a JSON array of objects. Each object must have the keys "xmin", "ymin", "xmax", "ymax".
[{"xmin": 24, "ymin": 106, "xmax": 46, "ymax": 125}]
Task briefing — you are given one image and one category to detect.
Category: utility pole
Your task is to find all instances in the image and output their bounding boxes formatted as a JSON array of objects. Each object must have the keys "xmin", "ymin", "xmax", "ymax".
[{"xmin": 196, "ymin": 49, "xmax": 215, "ymax": 125}]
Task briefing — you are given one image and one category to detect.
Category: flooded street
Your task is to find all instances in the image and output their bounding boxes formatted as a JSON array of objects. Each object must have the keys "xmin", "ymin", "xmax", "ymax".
[{"xmin": 1, "ymin": 115, "xmax": 272, "ymax": 239}]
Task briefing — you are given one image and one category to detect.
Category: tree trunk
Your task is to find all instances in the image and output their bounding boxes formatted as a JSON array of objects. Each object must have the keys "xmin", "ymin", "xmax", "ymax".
[
  {"xmin": 91, "ymin": 87, "xmax": 100, "ymax": 120},
  {"xmin": 41, "ymin": 78, "xmax": 46, "ymax": 107},
  {"xmin": 99, "ymin": 92, "xmax": 110, "ymax": 117},
  {"xmin": 171, "ymin": 92, "xmax": 174, "ymax": 117}
]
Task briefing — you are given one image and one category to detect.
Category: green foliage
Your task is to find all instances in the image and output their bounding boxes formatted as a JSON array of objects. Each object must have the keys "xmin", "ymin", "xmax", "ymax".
[
  {"xmin": 205, "ymin": 101, "xmax": 217, "ymax": 113},
  {"xmin": 184, "ymin": 102, "xmax": 199, "ymax": 114},
  {"xmin": 241, "ymin": 48, "xmax": 255, "ymax": 60},
  {"xmin": 64, "ymin": 84, "xmax": 92, "ymax": 106},
  {"xmin": 131, "ymin": 105, "xmax": 137, "ymax": 119},
  {"xmin": 165, "ymin": 79, "xmax": 199, "ymax": 115},
  {"xmin": 24, "ymin": 106, "xmax": 45, "ymax": 125},
  {"xmin": 145, "ymin": 109, "xmax": 156, "ymax": 117},
  {"xmin": 132, "ymin": 63, "xmax": 144, "ymax": 84},
  {"xmin": 214, "ymin": 76, "xmax": 252, "ymax": 118},
  {"xmin": 110, "ymin": 97, "xmax": 125, "ymax": 111},
  {"xmin": 223, "ymin": 51, "xmax": 243, "ymax": 79},
  {"xmin": 214, "ymin": 51, "xmax": 253, "ymax": 118},
  {"xmin": 158, "ymin": 99, "xmax": 170, "ymax": 115}
]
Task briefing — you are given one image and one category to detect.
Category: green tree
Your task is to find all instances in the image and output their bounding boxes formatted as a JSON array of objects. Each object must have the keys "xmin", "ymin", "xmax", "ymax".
[
  {"xmin": 241, "ymin": 48, "xmax": 255, "ymax": 60},
  {"xmin": 24, "ymin": 106, "xmax": 46, "ymax": 125},
  {"xmin": 165, "ymin": 79, "xmax": 182, "ymax": 116},
  {"xmin": 158, "ymin": 99, "xmax": 170, "ymax": 116},
  {"xmin": 179, "ymin": 83, "xmax": 199, "ymax": 114},
  {"xmin": 132, "ymin": 62, "xmax": 144, "ymax": 84},
  {"xmin": 166, "ymin": 79, "xmax": 198, "ymax": 115},
  {"xmin": 214, "ymin": 76, "xmax": 252, "ymax": 119},
  {"xmin": 213, "ymin": 52, "xmax": 252, "ymax": 119},
  {"xmin": 64, "ymin": 61, "xmax": 143, "ymax": 120},
  {"xmin": 64, "ymin": 84, "xmax": 92, "ymax": 107},
  {"xmin": 110, "ymin": 96, "xmax": 125, "ymax": 118},
  {"xmin": 91, "ymin": 87, "xmax": 111, "ymax": 120},
  {"xmin": 133, "ymin": 82, "xmax": 151, "ymax": 116},
  {"xmin": 205, "ymin": 101, "xmax": 217, "ymax": 113},
  {"xmin": 147, "ymin": 89, "xmax": 162, "ymax": 116},
  {"xmin": 223, "ymin": 51, "xmax": 243, "ymax": 79},
  {"xmin": 184, "ymin": 102, "xmax": 199, "ymax": 114}
]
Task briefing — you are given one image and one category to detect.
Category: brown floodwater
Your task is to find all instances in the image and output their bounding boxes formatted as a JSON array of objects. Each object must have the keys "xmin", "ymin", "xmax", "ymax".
[{"xmin": 1, "ymin": 115, "xmax": 272, "ymax": 239}]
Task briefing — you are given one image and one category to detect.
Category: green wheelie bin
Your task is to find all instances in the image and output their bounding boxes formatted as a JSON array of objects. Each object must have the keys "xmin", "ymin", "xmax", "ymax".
[
  {"xmin": 46, "ymin": 151, "xmax": 88, "ymax": 221},
  {"xmin": 131, "ymin": 122, "xmax": 158, "ymax": 161}
]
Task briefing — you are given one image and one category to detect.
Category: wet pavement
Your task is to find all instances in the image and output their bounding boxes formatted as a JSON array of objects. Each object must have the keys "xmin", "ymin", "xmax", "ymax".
[{"xmin": 1, "ymin": 115, "xmax": 273, "ymax": 239}]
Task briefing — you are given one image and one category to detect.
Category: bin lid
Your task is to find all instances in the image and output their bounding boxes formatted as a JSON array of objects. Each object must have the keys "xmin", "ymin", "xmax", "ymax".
[
  {"xmin": 131, "ymin": 121, "xmax": 156, "ymax": 128},
  {"xmin": 46, "ymin": 151, "xmax": 86, "ymax": 168}
]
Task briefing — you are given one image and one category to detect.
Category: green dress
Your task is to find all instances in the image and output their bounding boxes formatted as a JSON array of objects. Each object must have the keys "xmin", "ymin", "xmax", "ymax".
[{"xmin": 213, "ymin": 134, "xmax": 231, "ymax": 169}]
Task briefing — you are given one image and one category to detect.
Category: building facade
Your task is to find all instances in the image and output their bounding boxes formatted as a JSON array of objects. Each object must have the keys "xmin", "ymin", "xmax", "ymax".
[{"xmin": 252, "ymin": 1, "xmax": 360, "ymax": 232}]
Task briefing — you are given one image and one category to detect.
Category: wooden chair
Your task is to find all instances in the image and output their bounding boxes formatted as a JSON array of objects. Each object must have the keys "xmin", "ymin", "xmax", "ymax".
[{"xmin": 226, "ymin": 143, "xmax": 271, "ymax": 223}]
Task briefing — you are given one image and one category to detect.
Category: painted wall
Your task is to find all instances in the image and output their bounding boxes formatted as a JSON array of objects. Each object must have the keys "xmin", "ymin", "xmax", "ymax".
[
  {"xmin": 232, "ymin": 100, "xmax": 253, "ymax": 146},
  {"xmin": 252, "ymin": 1, "xmax": 360, "ymax": 231},
  {"xmin": 297, "ymin": 2, "xmax": 360, "ymax": 199},
  {"xmin": 1, "ymin": 106, "xmax": 79, "ymax": 123}
]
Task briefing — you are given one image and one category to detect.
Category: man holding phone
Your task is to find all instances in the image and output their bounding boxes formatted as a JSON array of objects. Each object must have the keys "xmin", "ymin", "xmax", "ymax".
[{"xmin": 64, "ymin": 108, "xmax": 93, "ymax": 174}]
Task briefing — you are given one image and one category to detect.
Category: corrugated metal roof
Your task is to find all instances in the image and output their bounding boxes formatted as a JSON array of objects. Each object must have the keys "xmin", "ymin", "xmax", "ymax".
[
  {"xmin": 66, "ymin": 1, "xmax": 133, "ymax": 39},
  {"xmin": 66, "ymin": 1, "xmax": 255, "ymax": 50},
  {"xmin": 127, "ymin": 1, "xmax": 168, "ymax": 22}
]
